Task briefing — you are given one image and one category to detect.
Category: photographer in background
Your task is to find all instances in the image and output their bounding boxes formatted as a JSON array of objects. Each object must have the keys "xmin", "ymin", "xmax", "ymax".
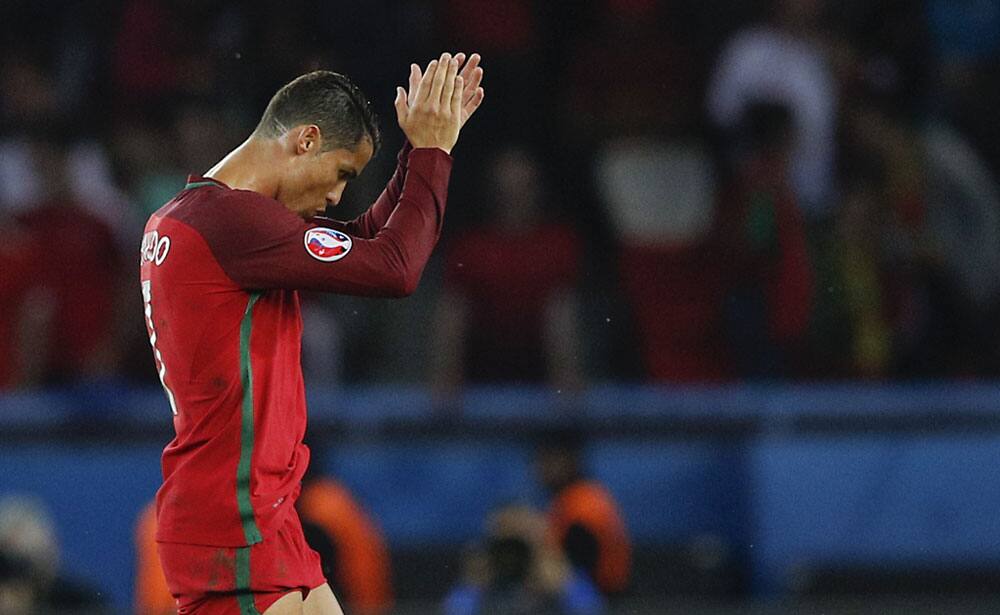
[
  {"xmin": 444, "ymin": 504, "xmax": 603, "ymax": 615},
  {"xmin": 0, "ymin": 496, "xmax": 106, "ymax": 614},
  {"xmin": 537, "ymin": 429, "xmax": 631, "ymax": 598}
]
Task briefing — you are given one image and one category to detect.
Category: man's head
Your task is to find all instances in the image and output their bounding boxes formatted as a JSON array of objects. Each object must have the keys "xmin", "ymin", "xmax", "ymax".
[
  {"xmin": 535, "ymin": 427, "xmax": 586, "ymax": 495},
  {"xmin": 487, "ymin": 145, "xmax": 543, "ymax": 230},
  {"xmin": 253, "ymin": 71, "xmax": 381, "ymax": 219}
]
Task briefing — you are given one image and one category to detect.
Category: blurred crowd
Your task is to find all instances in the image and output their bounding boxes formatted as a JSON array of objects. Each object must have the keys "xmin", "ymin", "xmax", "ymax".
[
  {"xmin": 0, "ymin": 496, "xmax": 107, "ymax": 613},
  {"xmin": 2, "ymin": 0, "xmax": 1000, "ymax": 391},
  {"xmin": 0, "ymin": 430, "xmax": 625, "ymax": 614}
]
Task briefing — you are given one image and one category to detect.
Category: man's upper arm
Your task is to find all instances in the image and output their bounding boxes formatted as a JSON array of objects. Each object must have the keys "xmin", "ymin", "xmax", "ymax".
[{"xmin": 198, "ymin": 148, "xmax": 450, "ymax": 297}]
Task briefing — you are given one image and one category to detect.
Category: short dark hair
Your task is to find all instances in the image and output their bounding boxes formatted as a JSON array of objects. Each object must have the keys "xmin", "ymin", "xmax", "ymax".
[{"xmin": 254, "ymin": 70, "xmax": 381, "ymax": 154}]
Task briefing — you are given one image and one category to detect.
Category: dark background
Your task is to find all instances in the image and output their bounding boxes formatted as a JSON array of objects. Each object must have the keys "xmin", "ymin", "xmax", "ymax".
[{"xmin": 2, "ymin": 1, "xmax": 1000, "ymax": 613}]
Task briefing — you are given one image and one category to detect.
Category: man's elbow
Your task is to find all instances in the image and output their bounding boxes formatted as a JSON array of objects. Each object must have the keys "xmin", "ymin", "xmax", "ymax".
[
  {"xmin": 388, "ymin": 270, "xmax": 421, "ymax": 298},
  {"xmin": 359, "ymin": 265, "xmax": 419, "ymax": 298}
]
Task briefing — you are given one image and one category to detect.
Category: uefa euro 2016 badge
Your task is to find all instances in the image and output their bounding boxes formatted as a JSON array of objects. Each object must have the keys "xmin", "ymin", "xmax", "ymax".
[{"xmin": 304, "ymin": 228, "xmax": 353, "ymax": 262}]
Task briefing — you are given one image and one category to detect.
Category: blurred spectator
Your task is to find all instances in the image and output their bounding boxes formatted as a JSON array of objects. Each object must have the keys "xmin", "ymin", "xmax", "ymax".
[
  {"xmin": 925, "ymin": 0, "xmax": 1000, "ymax": 178},
  {"xmin": 0, "ymin": 496, "xmax": 106, "ymax": 613},
  {"xmin": 430, "ymin": 146, "xmax": 584, "ymax": 394},
  {"xmin": 0, "ymin": 53, "xmax": 62, "ymax": 131},
  {"xmin": 65, "ymin": 140, "xmax": 144, "ymax": 247},
  {"xmin": 816, "ymin": 90, "xmax": 1000, "ymax": 378},
  {"xmin": 596, "ymin": 136, "xmax": 726, "ymax": 382},
  {"xmin": 824, "ymin": 0, "xmax": 931, "ymax": 118},
  {"xmin": 437, "ymin": 0, "xmax": 542, "ymax": 142},
  {"xmin": 920, "ymin": 121, "xmax": 1000, "ymax": 315},
  {"xmin": 112, "ymin": 0, "xmax": 179, "ymax": 100},
  {"xmin": 110, "ymin": 118, "xmax": 183, "ymax": 220},
  {"xmin": 0, "ymin": 206, "xmax": 48, "ymax": 391},
  {"xmin": 297, "ymin": 472, "xmax": 394, "ymax": 615},
  {"xmin": 14, "ymin": 139, "xmax": 126, "ymax": 385},
  {"xmin": 111, "ymin": 0, "xmax": 218, "ymax": 112},
  {"xmin": 135, "ymin": 471, "xmax": 392, "ymax": 615},
  {"xmin": 298, "ymin": 295, "xmax": 346, "ymax": 386},
  {"xmin": 536, "ymin": 429, "xmax": 631, "ymax": 598},
  {"xmin": 580, "ymin": 0, "xmax": 727, "ymax": 383},
  {"xmin": 444, "ymin": 504, "xmax": 604, "ymax": 615},
  {"xmin": 172, "ymin": 102, "xmax": 238, "ymax": 182},
  {"xmin": 814, "ymin": 166, "xmax": 890, "ymax": 378},
  {"xmin": 707, "ymin": 0, "xmax": 838, "ymax": 217},
  {"xmin": 112, "ymin": 102, "xmax": 237, "ymax": 221},
  {"xmin": 0, "ymin": 496, "xmax": 58, "ymax": 615},
  {"xmin": 439, "ymin": 0, "xmax": 537, "ymax": 54},
  {"xmin": 563, "ymin": 0, "xmax": 700, "ymax": 141},
  {"xmin": 717, "ymin": 103, "xmax": 814, "ymax": 378},
  {"xmin": 0, "ymin": 0, "xmax": 997, "ymax": 389},
  {"xmin": 134, "ymin": 501, "xmax": 173, "ymax": 615}
]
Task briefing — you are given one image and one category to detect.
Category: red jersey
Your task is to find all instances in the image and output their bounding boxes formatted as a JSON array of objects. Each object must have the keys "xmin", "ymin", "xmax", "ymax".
[
  {"xmin": 0, "ymin": 222, "xmax": 42, "ymax": 389},
  {"xmin": 140, "ymin": 144, "xmax": 451, "ymax": 547}
]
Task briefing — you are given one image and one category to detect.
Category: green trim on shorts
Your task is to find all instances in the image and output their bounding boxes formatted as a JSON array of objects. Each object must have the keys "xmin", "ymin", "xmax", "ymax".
[
  {"xmin": 235, "ymin": 547, "xmax": 261, "ymax": 614},
  {"xmin": 237, "ymin": 292, "xmax": 264, "ymax": 545}
]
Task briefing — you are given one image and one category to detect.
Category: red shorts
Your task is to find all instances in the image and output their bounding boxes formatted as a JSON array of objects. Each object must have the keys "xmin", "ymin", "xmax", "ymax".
[{"xmin": 158, "ymin": 511, "xmax": 326, "ymax": 614}]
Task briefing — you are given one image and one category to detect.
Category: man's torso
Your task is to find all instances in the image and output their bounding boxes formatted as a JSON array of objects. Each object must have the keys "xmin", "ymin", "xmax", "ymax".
[{"xmin": 140, "ymin": 177, "xmax": 310, "ymax": 547}]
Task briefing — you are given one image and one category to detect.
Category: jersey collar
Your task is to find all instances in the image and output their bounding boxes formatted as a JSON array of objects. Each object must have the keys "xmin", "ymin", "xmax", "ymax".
[{"xmin": 184, "ymin": 175, "xmax": 230, "ymax": 190}]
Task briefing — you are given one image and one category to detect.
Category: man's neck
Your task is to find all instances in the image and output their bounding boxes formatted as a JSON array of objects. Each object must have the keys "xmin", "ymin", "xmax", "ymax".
[{"xmin": 205, "ymin": 137, "xmax": 282, "ymax": 198}]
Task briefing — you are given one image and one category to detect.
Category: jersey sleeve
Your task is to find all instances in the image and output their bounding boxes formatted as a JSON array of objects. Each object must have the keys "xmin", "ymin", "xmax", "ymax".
[
  {"xmin": 313, "ymin": 141, "xmax": 413, "ymax": 239},
  {"xmin": 200, "ymin": 148, "xmax": 451, "ymax": 297}
]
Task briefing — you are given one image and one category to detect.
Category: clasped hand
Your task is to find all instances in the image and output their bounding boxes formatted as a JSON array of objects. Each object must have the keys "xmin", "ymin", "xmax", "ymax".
[{"xmin": 394, "ymin": 52, "xmax": 485, "ymax": 155}]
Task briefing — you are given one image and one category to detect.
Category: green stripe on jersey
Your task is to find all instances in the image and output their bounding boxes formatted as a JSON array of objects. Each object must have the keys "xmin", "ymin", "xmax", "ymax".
[
  {"xmin": 237, "ymin": 292, "xmax": 263, "ymax": 545},
  {"xmin": 235, "ymin": 547, "xmax": 261, "ymax": 614},
  {"xmin": 184, "ymin": 180, "xmax": 220, "ymax": 190}
]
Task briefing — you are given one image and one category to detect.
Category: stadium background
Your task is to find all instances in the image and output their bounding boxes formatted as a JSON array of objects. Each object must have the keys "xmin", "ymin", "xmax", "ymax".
[{"xmin": 2, "ymin": 0, "xmax": 1000, "ymax": 613}]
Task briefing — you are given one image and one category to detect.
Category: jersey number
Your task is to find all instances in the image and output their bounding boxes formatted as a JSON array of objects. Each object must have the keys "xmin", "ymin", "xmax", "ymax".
[{"xmin": 142, "ymin": 280, "xmax": 179, "ymax": 415}]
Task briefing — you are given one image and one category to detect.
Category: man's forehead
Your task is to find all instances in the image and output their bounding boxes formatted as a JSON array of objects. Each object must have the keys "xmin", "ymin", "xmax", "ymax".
[{"xmin": 324, "ymin": 139, "xmax": 373, "ymax": 171}]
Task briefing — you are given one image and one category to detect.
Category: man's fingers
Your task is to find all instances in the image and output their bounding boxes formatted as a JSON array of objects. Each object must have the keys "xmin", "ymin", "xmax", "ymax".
[
  {"xmin": 440, "ymin": 56, "xmax": 460, "ymax": 109},
  {"xmin": 428, "ymin": 52, "xmax": 451, "ymax": 106},
  {"xmin": 457, "ymin": 53, "xmax": 483, "ymax": 108},
  {"xmin": 463, "ymin": 67, "xmax": 484, "ymax": 106},
  {"xmin": 408, "ymin": 64, "xmax": 421, "ymax": 105},
  {"xmin": 416, "ymin": 59, "xmax": 437, "ymax": 103},
  {"xmin": 451, "ymin": 76, "xmax": 464, "ymax": 116},
  {"xmin": 463, "ymin": 87, "xmax": 485, "ymax": 123},
  {"xmin": 458, "ymin": 53, "xmax": 481, "ymax": 84}
]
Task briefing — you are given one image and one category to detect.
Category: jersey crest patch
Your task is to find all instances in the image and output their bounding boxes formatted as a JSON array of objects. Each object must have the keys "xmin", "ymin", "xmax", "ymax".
[{"xmin": 304, "ymin": 228, "xmax": 352, "ymax": 262}]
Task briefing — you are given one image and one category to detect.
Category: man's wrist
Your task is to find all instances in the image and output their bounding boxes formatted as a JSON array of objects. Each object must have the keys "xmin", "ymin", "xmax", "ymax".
[{"xmin": 411, "ymin": 145, "xmax": 452, "ymax": 156}]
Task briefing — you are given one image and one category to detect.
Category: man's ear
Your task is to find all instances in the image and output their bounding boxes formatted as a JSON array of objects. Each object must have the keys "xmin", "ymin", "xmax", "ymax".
[{"xmin": 295, "ymin": 125, "xmax": 322, "ymax": 155}]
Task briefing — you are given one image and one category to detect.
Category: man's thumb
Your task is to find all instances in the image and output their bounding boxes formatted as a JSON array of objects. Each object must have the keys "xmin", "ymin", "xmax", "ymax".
[{"xmin": 394, "ymin": 87, "xmax": 408, "ymax": 123}]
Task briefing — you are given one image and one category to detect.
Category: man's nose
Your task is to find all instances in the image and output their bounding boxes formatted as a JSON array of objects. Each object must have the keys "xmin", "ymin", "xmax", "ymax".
[{"xmin": 327, "ymin": 186, "xmax": 345, "ymax": 206}]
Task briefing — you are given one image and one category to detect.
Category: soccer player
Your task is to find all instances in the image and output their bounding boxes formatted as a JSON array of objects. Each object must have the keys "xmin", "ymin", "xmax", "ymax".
[{"xmin": 139, "ymin": 52, "xmax": 484, "ymax": 615}]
